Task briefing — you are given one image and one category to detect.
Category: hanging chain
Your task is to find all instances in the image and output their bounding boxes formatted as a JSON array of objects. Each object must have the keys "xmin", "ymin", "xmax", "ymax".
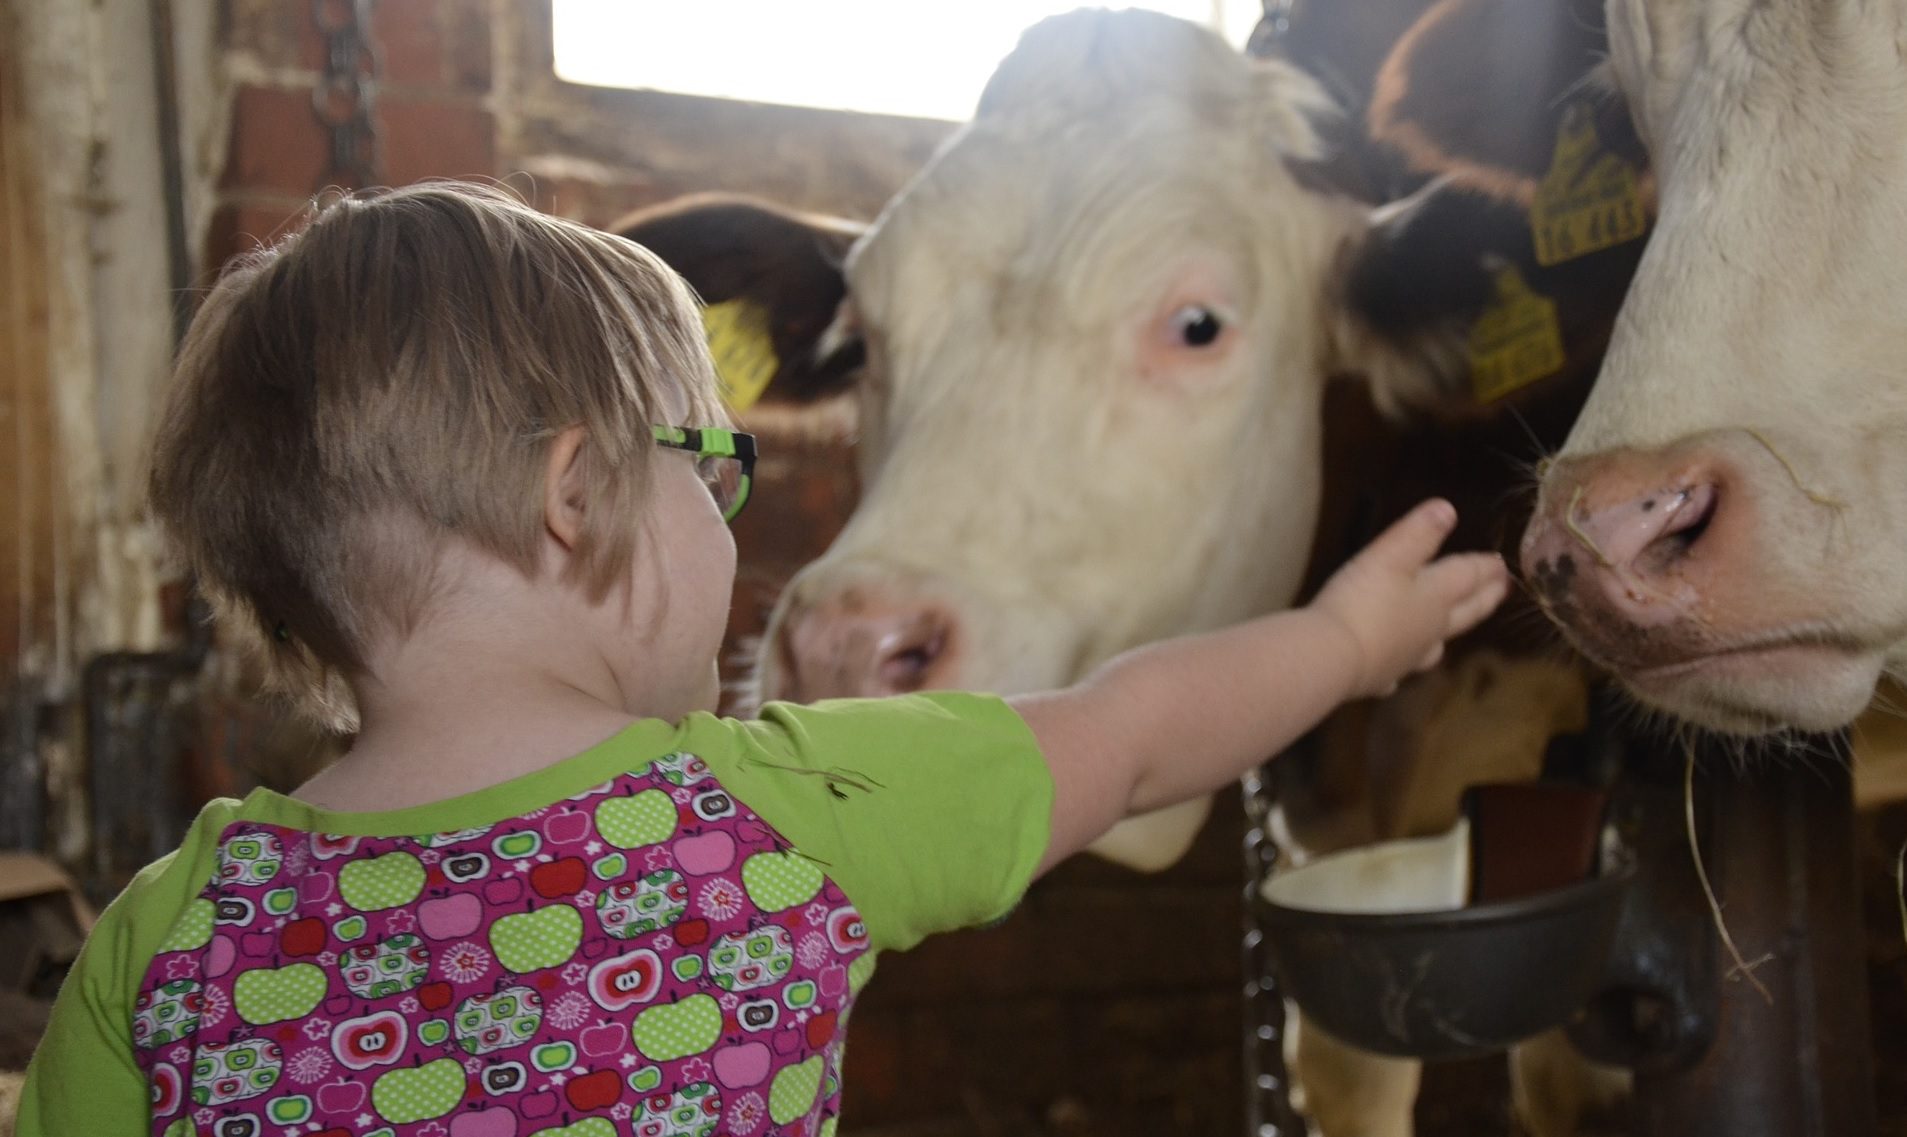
[
  {"xmin": 311, "ymin": 0, "xmax": 381, "ymax": 191},
  {"xmin": 1242, "ymin": 766, "xmax": 1304, "ymax": 1137},
  {"xmin": 1239, "ymin": 22, "xmax": 1307, "ymax": 1129}
]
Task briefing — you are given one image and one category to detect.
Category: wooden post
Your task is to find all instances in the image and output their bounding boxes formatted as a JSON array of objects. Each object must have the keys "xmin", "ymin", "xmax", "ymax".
[{"xmin": 1627, "ymin": 750, "xmax": 1876, "ymax": 1137}]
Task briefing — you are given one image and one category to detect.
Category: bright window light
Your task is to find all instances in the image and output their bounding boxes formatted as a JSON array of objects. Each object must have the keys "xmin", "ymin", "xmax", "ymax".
[{"xmin": 551, "ymin": 2, "xmax": 1265, "ymax": 123}]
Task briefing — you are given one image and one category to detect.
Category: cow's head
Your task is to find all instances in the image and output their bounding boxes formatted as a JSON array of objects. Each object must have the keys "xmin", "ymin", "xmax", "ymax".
[
  {"xmin": 622, "ymin": 8, "xmax": 1483, "ymax": 869},
  {"xmin": 1523, "ymin": 0, "xmax": 1907, "ymax": 734}
]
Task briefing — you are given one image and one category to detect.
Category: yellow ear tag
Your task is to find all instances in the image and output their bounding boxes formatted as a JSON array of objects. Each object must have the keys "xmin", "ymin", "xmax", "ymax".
[
  {"xmin": 1530, "ymin": 101, "xmax": 1648, "ymax": 266},
  {"xmin": 1468, "ymin": 265, "xmax": 1566, "ymax": 403},
  {"xmin": 701, "ymin": 300, "xmax": 778, "ymax": 413}
]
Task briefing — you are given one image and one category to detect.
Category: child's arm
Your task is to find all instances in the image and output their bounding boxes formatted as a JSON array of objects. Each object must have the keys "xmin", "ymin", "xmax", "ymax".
[{"xmin": 1014, "ymin": 499, "xmax": 1509, "ymax": 876}]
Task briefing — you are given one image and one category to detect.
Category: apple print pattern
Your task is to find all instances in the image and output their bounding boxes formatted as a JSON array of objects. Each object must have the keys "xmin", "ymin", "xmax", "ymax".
[
  {"xmin": 131, "ymin": 751, "xmax": 869, "ymax": 1137},
  {"xmin": 339, "ymin": 934, "xmax": 430, "ymax": 999}
]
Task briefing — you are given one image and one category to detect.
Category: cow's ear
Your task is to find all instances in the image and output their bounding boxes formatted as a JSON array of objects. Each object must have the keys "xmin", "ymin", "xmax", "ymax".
[
  {"xmin": 1366, "ymin": 0, "xmax": 1642, "ymax": 204},
  {"xmin": 611, "ymin": 194, "xmax": 869, "ymax": 404},
  {"xmin": 1324, "ymin": 177, "xmax": 1505, "ymax": 416}
]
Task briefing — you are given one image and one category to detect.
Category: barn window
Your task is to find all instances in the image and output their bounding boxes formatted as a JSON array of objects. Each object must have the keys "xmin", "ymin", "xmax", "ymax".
[{"xmin": 551, "ymin": 1, "xmax": 1265, "ymax": 122}]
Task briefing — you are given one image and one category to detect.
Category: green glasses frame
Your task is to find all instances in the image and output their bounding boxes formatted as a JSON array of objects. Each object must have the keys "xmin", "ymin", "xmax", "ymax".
[{"xmin": 652, "ymin": 425, "xmax": 757, "ymax": 523}]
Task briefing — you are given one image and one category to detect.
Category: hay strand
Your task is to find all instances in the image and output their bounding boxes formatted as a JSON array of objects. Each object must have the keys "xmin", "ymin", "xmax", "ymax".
[
  {"xmin": 1684, "ymin": 742, "xmax": 1775, "ymax": 1005},
  {"xmin": 1563, "ymin": 485, "xmax": 1617, "ymax": 567},
  {"xmin": 1895, "ymin": 838, "xmax": 1907, "ymax": 951},
  {"xmin": 1745, "ymin": 428, "xmax": 1845, "ymax": 512}
]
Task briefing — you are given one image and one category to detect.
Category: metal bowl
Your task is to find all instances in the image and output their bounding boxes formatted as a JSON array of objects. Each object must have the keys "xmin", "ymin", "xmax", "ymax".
[{"xmin": 1257, "ymin": 833, "xmax": 1634, "ymax": 1060}]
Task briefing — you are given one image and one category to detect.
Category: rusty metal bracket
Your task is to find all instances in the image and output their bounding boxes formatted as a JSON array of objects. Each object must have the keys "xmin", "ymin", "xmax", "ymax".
[{"xmin": 311, "ymin": 0, "xmax": 382, "ymax": 191}]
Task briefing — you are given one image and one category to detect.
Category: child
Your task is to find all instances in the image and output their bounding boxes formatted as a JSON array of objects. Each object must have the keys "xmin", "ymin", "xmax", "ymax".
[{"xmin": 17, "ymin": 182, "xmax": 1507, "ymax": 1137}]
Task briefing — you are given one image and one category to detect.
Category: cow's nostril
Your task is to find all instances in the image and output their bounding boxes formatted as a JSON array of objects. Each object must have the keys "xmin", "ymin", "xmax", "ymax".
[
  {"xmin": 876, "ymin": 629, "xmax": 946, "ymax": 694},
  {"xmin": 1639, "ymin": 482, "xmax": 1720, "ymax": 574},
  {"xmin": 1666, "ymin": 482, "xmax": 1719, "ymax": 542},
  {"xmin": 772, "ymin": 589, "xmax": 958, "ymax": 701}
]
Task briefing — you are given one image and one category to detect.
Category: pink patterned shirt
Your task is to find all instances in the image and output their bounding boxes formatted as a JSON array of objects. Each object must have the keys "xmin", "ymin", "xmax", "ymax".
[{"xmin": 21, "ymin": 693, "xmax": 1052, "ymax": 1137}]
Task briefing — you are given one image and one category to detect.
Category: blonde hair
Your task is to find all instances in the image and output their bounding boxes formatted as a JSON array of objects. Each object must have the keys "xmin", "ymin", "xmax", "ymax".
[{"xmin": 149, "ymin": 181, "xmax": 723, "ymax": 726}]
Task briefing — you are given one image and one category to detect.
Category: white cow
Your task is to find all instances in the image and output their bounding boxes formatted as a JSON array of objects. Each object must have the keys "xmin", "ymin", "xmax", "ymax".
[
  {"xmin": 726, "ymin": 10, "xmax": 1462, "ymax": 868},
  {"xmin": 621, "ymin": 9, "xmax": 1592, "ymax": 1136},
  {"xmin": 1523, "ymin": 0, "xmax": 1907, "ymax": 735}
]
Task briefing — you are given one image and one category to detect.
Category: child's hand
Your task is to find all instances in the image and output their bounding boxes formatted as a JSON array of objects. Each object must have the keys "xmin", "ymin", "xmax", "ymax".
[{"xmin": 1312, "ymin": 499, "xmax": 1511, "ymax": 698}]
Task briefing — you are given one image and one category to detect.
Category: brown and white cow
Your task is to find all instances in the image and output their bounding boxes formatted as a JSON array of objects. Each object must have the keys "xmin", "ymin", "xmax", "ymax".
[{"xmin": 1523, "ymin": 0, "xmax": 1907, "ymax": 736}]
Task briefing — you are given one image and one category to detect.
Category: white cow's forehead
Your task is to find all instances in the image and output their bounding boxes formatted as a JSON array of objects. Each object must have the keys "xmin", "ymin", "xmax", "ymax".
[
  {"xmin": 846, "ymin": 119, "xmax": 1305, "ymax": 333},
  {"xmin": 840, "ymin": 15, "xmax": 1334, "ymax": 310}
]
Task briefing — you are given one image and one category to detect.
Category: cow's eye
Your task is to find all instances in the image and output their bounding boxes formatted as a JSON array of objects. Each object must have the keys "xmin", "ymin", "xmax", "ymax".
[{"xmin": 1173, "ymin": 306, "xmax": 1224, "ymax": 348}]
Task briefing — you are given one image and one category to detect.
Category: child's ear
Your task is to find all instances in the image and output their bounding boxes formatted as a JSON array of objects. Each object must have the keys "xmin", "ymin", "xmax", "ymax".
[{"xmin": 543, "ymin": 425, "xmax": 591, "ymax": 551}]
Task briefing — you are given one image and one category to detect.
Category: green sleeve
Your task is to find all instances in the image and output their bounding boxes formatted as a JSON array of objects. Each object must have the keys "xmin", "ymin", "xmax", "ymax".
[
  {"xmin": 688, "ymin": 691, "xmax": 1054, "ymax": 954},
  {"xmin": 17, "ymin": 800, "xmax": 242, "ymax": 1137}
]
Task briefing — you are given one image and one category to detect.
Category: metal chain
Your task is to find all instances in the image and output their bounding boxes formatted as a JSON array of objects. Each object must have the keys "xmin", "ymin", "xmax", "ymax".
[
  {"xmin": 311, "ymin": 0, "xmax": 381, "ymax": 190},
  {"xmin": 1243, "ymin": 766, "xmax": 1305, "ymax": 1137},
  {"xmin": 1239, "ymin": 21, "xmax": 1306, "ymax": 1123}
]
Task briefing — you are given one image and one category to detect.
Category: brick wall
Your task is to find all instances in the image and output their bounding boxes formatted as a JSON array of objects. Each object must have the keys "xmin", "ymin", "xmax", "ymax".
[
  {"xmin": 212, "ymin": 0, "xmax": 495, "ymax": 260},
  {"xmin": 209, "ymin": 0, "xmax": 952, "ymax": 259}
]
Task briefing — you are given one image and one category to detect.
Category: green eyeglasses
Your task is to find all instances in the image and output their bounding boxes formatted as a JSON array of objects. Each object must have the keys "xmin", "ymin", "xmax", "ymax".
[{"xmin": 653, "ymin": 426, "xmax": 757, "ymax": 523}]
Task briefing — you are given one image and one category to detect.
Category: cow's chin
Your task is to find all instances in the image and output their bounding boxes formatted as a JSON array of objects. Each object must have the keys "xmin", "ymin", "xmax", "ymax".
[{"xmin": 1619, "ymin": 643, "xmax": 1886, "ymax": 737}]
